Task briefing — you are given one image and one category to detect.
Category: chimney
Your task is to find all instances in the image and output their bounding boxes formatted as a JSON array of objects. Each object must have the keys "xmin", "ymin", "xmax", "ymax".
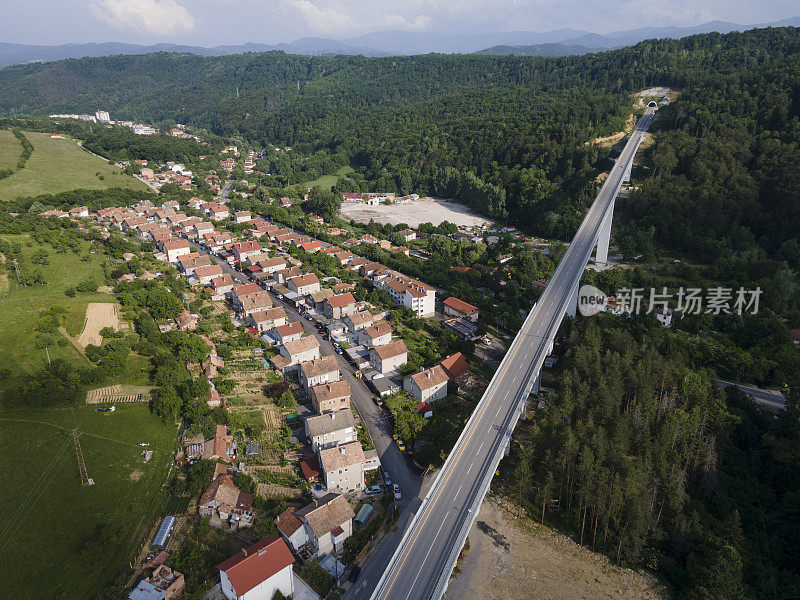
[{"xmin": 340, "ymin": 447, "xmax": 346, "ymax": 455}]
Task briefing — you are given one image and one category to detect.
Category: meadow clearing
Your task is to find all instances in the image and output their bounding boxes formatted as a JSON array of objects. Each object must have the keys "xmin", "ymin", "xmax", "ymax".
[{"xmin": 0, "ymin": 130, "xmax": 148, "ymax": 200}]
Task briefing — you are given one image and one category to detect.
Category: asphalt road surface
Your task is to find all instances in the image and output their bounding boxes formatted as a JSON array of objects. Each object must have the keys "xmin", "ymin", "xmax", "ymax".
[
  {"xmin": 370, "ymin": 109, "xmax": 655, "ymax": 600},
  {"xmin": 717, "ymin": 380, "xmax": 786, "ymax": 410}
]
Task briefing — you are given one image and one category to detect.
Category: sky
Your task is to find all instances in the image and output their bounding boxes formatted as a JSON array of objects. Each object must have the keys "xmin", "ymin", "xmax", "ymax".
[{"xmin": 1, "ymin": 0, "xmax": 798, "ymax": 46}]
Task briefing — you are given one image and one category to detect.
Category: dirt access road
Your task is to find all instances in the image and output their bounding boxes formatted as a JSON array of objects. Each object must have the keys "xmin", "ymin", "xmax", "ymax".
[
  {"xmin": 77, "ymin": 302, "xmax": 120, "ymax": 348},
  {"xmin": 445, "ymin": 497, "xmax": 667, "ymax": 600}
]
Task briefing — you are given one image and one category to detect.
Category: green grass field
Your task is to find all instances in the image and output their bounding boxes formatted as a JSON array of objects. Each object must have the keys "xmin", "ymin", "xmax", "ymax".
[
  {"xmin": 0, "ymin": 129, "xmax": 21, "ymax": 171},
  {"xmin": 0, "ymin": 130, "xmax": 149, "ymax": 200},
  {"xmin": 298, "ymin": 165, "xmax": 354, "ymax": 191},
  {"xmin": 0, "ymin": 234, "xmax": 111, "ymax": 375},
  {"xmin": 0, "ymin": 404, "xmax": 178, "ymax": 600}
]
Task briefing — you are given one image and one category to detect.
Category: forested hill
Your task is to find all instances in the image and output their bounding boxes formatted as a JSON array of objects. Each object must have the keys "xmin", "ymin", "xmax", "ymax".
[{"xmin": 1, "ymin": 27, "xmax": 799, "ymax": 253}]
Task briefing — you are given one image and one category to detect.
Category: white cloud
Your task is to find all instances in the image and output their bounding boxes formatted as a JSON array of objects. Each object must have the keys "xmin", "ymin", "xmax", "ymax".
[
  {"xmin": 279, "ymin": 0, "xmax": 431, "ymax": 35},
  {"xmin": 91, "ymin": 0, "xmax": 195, "ymax": 37}
]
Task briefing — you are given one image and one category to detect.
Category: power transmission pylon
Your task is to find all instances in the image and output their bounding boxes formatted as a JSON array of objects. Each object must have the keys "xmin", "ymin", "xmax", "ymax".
[
  {"xmin": 12, "ymin": 258, "xmax": 22, "ymax": 285},
  {"xmin": 70, "ymin": 428, "xmax": 94, "ymax": 486}
]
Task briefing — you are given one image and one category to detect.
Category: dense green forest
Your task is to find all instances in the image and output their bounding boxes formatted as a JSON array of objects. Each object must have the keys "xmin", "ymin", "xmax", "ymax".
[
  {"xmin": 1, "ymin": 28, "xmax": 799, "ymax": 262},
  {"xmin": 501, "ymin": 318, "xmax": 800, "ymax": 600}
]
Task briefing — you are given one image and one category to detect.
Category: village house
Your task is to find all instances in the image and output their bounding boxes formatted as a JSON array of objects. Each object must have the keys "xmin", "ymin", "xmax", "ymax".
[
  {"xmin": 238, "ymin": 291, "xmax": 272, "ymax": 318},
  {"xmin": 255, "ymin": 256, "xmax": 286, "ymax": 274},
  {"xmin": 305, "ymin": 409, "xmax": 357, "ymax": 452},
  {"xmin": 128, "ymin": 565, "xmax": 185, "ymax": 600},
  {"xmin": 335, "ymin": 251, "xmax": 355, "ymax": 266},
  {"xmin": 443, "ymin": 296, "xmax": 480, "ymax": 322},
  {"xmin": 323, "ymin": 292, "xmax": 357, "ymax": 319},
  {"xmin": 311, "ymin": 379, "xmax": 350, "ymax": 413},
  {"xmin": 309, "ymin": 288, "xmax": 336, "ymax": 311},
  {"xmin": 273, "ymin": 321, "xmax": 303, "ymax": 345},
  {"xmin": 182, "ymin": 425, "xmax": 235, "ymax": 462},
  {"xmin": 299, "ymin": 240, "xmax": 324, "ymax": 253},
  {"xmin": 358, "ymin": 321, "xmax": 393, "ymax": 347},
  {"xmin": 319, "ymin": 441, "xmax": 366, "ymax": 493},
  {"xmin": 287, "ymin": 273, "xmax": 321, "ymax": 296},
  {"xmin": 199, "ymin": 465, "xmax": 254, "ymax": 528},
  {"xmin": 273, "ymin": 267, "xmax": 303, "ymax": 285},
  {"xmin": 176, "ymin": 309, "xmax": 199, "ymax": 331},
  {"xmin": 232, "ymin": 241, "xmax": 262, "ymax": 263},
  {"xmin": 344, "ymin": 310, "xmax": 373, "ymax": 332},
  {"xmin": 161, "ymin": 239, "xmax": 191, "ymax": 263},
  {"xmin": 278, "ymin": 336, "xmax": 321, "ymax": 371},
  {"xmin": 217, "ymin": 536, "xmax": 295, "ymax": 600},
  {"xmin": 397, "ymin": 228, "xmax": 416, "ymax": 242},
  {"xmin": 404, "ymin": 365, "xmax": 449, "ymax": 403},
  {"xmin": 193, "ymin": 264, "xmax": 224, "ymax": 286},
  {"xmin": 302, "ymin": 356, "xmax": 342, "ymax": 394},
  {"xmin": 274, "ymin": 493, "xmax": 354, "ymax": 560},
  {"xmin": 179, "ymin": 254, "xmax": 213, "ymax": 276},
  {"xmin": 208, "ymin": 204, "xmax": 230, "ymax": 221},
  {"xmin": 231, "ymin": 283, "xmax": 262, "ymax": 310},
  {"xmin": 381, "ymin": 276, "xmax": 436, "ymax": 317},
  {"xmin": 233, "ymin": 211, "xmax": 252, "ymax": 223},
  {"xmin": 250, "ymin": 306, "xmax": 287, "ymax": 333},
  {"xmin": 211, "ymin": 274, "xmax": 236, "ymax": 298},
  {"xmin": 437, "ymin": 352, "xmax": 471, "ymax": 387},
  {"xmin": 370, "ymin": 340, "xmax": 408, "ymax": 374}
]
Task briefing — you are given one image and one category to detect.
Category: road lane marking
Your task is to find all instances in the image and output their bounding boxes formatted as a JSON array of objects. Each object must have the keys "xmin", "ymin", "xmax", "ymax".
[
  {"xmin": 404, "ymin": 512, "xmax": 450, "ymax": 600},
  {"xmin": 454, "ymin": 484, "xmax": 463, "ymax": 502}
]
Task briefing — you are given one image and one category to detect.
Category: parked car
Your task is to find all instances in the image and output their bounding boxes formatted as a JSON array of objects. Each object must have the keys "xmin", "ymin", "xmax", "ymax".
[
  {"xmin": 393, "ymin": 483, "xmax": 402, "ymax": 500},
  {"xmin": 383, "ymin": 471, "xmax": 391, "ymax": 485},
  {"xmin": 348, "ymin": 565, "xmax": 361, "ymax": 582},
  {"xmin": 372, "ymin": 396, "xmax": 384, "ymax": 407},
  {"xmin": 365, "ymin": 485, "xmax": 382, "ymax": 495},
  {"xmin": 393, "ymin": 433, "xmax": 406, "ymax": 452},
  {"xmin": 95, "ymin": 405, "xmax": 115, "ymax": 413}
]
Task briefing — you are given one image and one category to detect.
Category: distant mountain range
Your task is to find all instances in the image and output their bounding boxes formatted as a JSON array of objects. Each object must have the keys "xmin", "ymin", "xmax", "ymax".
[
  {"xmin": 476, "ymin": 43, "xmax": 601, "ymax": 57},
  {"xmin": 1, "ymin": 17, "xmax": 798, "ymax": 67}
]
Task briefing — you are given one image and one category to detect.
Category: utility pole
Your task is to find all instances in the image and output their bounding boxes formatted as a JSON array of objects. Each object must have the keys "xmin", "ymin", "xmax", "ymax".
[
  {"xmin": 12, "ymin": 258, "xmax": 22, "ymax": 285},
  {"xmin": 70, "ymin": 428, "xmax": 94, "ymax": 486},
  {"xmin": 45, "ymin": 346, "xmax": 51, "ymax": 365}
]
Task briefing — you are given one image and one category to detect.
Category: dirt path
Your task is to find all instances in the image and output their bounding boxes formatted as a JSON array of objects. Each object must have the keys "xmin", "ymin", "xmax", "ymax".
[
  {"xmin": 587, "ymin": 114, "xmax": 636, "ymax": 148},
  {"xmin": 77, "ymin": 302, "xmax": 120, "ymax": 348},
  {"xmin": 445, "ymin": 497, "xmax": 667, "ymax": 600}
]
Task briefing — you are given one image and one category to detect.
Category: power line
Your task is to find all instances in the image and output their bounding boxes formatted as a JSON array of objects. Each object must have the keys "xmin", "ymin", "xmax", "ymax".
[{"xmin": 70, "ymin": 428, "xmax": 94, "ymax": 487}]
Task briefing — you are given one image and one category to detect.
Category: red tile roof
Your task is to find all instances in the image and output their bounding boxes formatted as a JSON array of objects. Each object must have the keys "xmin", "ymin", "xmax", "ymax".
[
  {"xmin": 437, "ymin": 352, "xmax": 470, "ymax": 380},
  {"xmin": 327, "ymin": 292, "xmax": 355, "ymax": 308},
  {"xmin": 443, "ymin": 296, "xmax": 479, "ymax": 315},
  {"xmin": 216, "ymin": 536, "xmax": 294, "ymax": 596}
]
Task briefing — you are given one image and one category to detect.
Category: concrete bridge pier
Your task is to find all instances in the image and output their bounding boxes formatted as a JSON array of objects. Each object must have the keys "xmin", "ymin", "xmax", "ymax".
[
  {"xmin": 595, "ymin": 198, "xmax": 615, "ymax": 264},
  {"xmin": 622, "ymin": 159, "xmax": 633, "ymax": 183},
  {"xmin": 566, "ymin": 278, "xmax": 580, "ymax": 317}
]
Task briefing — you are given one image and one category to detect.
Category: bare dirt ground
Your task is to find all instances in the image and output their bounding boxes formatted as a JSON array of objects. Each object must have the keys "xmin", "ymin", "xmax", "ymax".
[
  {"xmin": 445, "ymin": 497, "xmax": 667, "ymax": 600},
  {"xmin": 588, "ymin": 114, "xmax": 636, "ymax": 148},
  {"xmin": 340, "ymin": 197, "xmax": 492, "ymax": 228},
  {"xmin": 77, "ymin": 302, "xmax": 120, "ymax": 348}
]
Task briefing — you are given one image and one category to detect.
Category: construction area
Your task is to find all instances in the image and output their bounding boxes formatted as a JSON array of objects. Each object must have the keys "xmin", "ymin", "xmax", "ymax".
[
  {"xmin": 340, "ymin": 196, "xmax": 493, "ymax": 228},
  {"xmin": 445, "ymin": 497, "xmax": 666, "ymax": 600}
]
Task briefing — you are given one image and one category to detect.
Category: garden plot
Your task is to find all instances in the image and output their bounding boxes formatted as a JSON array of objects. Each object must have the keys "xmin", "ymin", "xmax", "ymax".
[{"xmin": 76, "ymin": 302, "xmax": 120, "ymax": 348}]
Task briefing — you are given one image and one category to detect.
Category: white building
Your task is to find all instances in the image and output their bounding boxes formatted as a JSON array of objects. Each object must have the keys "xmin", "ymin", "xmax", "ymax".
[
  {"xmin": 319, "ymin": 441, "xmax": 366, "ymax": 493},
  {"xmin": 217, "ymin": 536, "xmax": 294, "ymax": 600},
  {"xmin": 305, "ymin": 409, "xmax": 357, "ymax": 452},
  {"xmin": 404, "ymin": 365, "xmax": 449, "ymax": 403},
  {"xmin": 370, "ymin": 340, "xmax": 408, "ymax": 374}
]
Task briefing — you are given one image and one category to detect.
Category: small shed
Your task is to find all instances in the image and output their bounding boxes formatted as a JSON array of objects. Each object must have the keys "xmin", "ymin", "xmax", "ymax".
[
  {"xmin": 355, "ymin": 503, "xmax": 374, "ymax": 527},
  {"xmin": 416, "ymin": 401, "xmax": 433, "ymax": 419},
  {"xmin": 152, "ymin": 516, "xmax": 175, "ymax": 548}
]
